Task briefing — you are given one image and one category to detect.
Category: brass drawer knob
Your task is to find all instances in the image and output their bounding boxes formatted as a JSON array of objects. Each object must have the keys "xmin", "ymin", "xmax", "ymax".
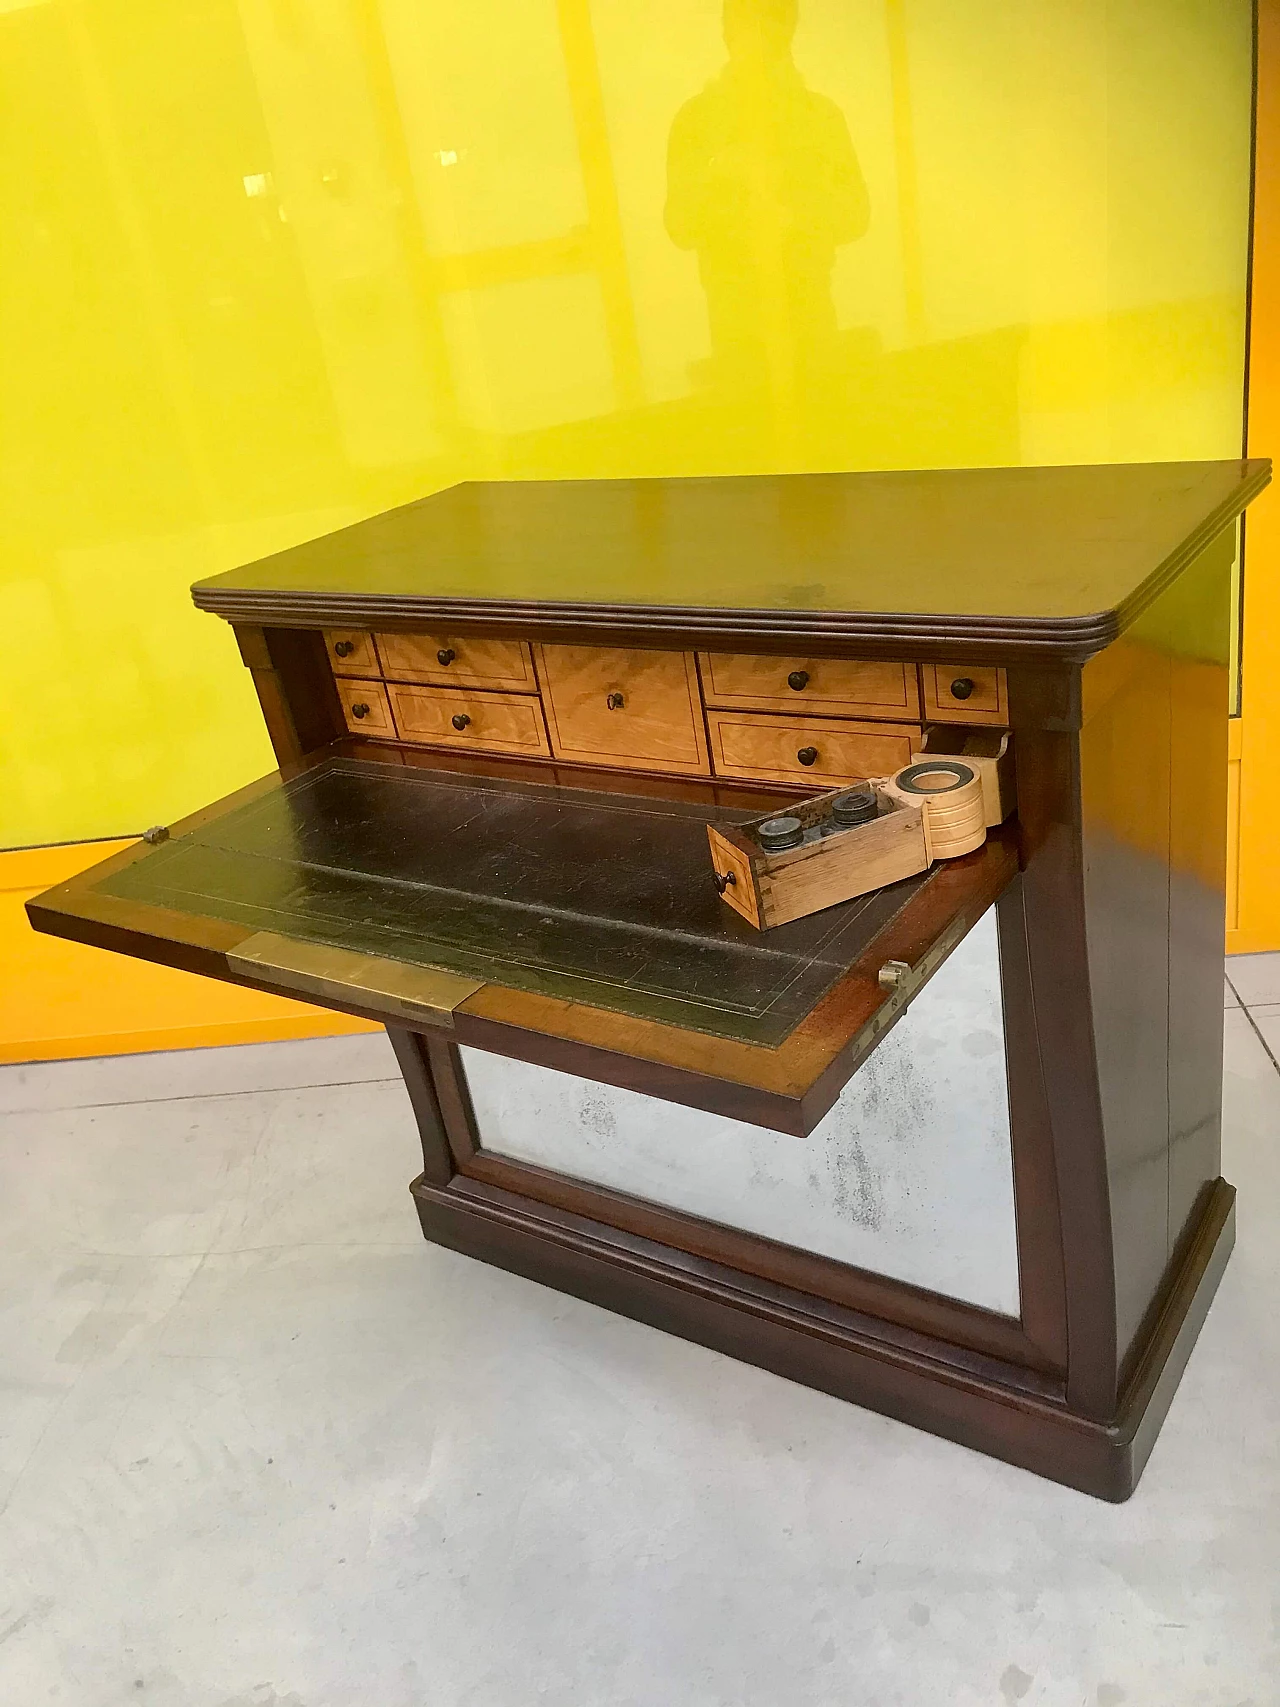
[
  {"xmin": 787, "ymin": 669, "xmax": 809, "ymax": 692},
  {"xmin": 350, "ymin": 702, "xmax": 370, "ymax": 719},
  {"xmin": 333, "ymin": 640, "xmax": 355, "ymax": 658},
  {"xmin": 950, "ymin": 676, "xmax": 975, "ymax": 700},
  {"xmin": 451, "ymin": 712, "xmax": 471, "ymax": 730},
  {"xmin": 606, "ymin": 691, "xmax": 625, "ymax": 710},
  {"xmin": 437, "ymin": 648, "xmax": 455, "ymax": 666},
  {"xmin": 796, "ymin": 746, "xmax": 819, "ymax": 766}
]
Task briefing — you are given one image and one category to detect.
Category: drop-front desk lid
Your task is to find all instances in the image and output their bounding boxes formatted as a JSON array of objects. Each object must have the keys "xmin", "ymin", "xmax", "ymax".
[{"xmin": 29, "ymin": 752, "xmax": 1016, "ymax": 1136}]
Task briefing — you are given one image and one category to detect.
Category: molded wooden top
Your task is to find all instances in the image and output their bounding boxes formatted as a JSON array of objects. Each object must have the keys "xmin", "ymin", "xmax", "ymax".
[{"xmin": 193, "ymin": 460, "xmax": 1270, "ymax": 661}]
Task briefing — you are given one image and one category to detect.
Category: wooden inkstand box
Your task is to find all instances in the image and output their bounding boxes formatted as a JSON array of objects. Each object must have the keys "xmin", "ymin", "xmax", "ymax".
[
  {"xmin": 708, "ymin": 744, "xmax": 1008, "ymax": 930},
  {"xmin": 28, "ymin": 461, "xmax": 1268, "ymax": 1499}
]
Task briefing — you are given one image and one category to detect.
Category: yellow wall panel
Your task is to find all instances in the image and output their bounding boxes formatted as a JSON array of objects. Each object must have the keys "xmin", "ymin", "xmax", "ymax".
[{"xmin": 0, "ymin": 0, "xmax": 1254, "ymax": 858}]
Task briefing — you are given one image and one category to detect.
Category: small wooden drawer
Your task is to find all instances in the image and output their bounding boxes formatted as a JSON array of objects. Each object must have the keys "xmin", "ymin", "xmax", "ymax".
[
  {"xmin": 376, "ymin": 632, "xmax": 537, "ymax": 692},
  {"xmin": 698, "ymin": 653, "xmax": 919, "ymax": 719},
  {"xmin": 387, "ymin": 683, "xmax": 550, "ymax": 757},
  {"xmin": 325, "ymin": 630, "xmax": 380, "ymax": 677},
  {"xmin": 335, "ymin": 678, "xmax": 396, "ymax": 739},
  {"xmin": 924, "ymin": 665, "xmax": 1007, "ymax": 725},
  {"xmin": 535, "ymin": 645, "xmax": 709, "ymax": 776},
  {"xmin": 707, "ymin": 710, "xmax": 918, "ymax": 786}
]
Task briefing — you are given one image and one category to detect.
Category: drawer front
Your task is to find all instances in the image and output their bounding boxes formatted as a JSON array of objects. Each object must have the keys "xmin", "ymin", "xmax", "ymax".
[
  {"xmin": 335, "ymin": 678, "xmax": 396, "ymax": 738},
  {"xmin": 699, "ymin": 652, "xmax": 920, "ymax": 719},
  {"xmin": 536, "ymin": 645, "xmax": 709, "ymax": 775},
  {"xmin": 376, "ymin": 632, "xmax": 537, "ymax": 692},
  {"xmin": 325, "ymin": 630, "xmax": 379, "ymax": 677},
  {"xmin": 924, "ymin": 665, "xmax": 1007, "ymax": 725},
  {"xmin": 707, "ymin": 710, "xmax": 917, "ymax": 786},
  {"xmin": 387, "ymin": 684, "xmax": 551, "ymax": 756}
]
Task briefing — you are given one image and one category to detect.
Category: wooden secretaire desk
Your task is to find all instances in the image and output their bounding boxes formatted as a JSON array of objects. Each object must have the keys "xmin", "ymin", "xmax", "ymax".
[{"xmin": 30, "ymin": 461, "xmax": 1270, "ymax": 1499}]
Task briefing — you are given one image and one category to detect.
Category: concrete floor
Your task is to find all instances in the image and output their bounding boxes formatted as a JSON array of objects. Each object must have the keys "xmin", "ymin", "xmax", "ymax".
[{"xmin": 1, "ymin": 971, "xmax": 1279, "ymax": 1705}]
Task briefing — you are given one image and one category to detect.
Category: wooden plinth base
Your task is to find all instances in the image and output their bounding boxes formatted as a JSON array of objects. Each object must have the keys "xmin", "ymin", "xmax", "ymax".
[{"xmin": 410, "ymin": 1171, "xmax": 1234, "ymax": 1502}]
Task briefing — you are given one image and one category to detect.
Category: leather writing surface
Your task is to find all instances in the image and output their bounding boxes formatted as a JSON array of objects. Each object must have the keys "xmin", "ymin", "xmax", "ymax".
[{"xmin": 96, "ymin": 757, "xmax": 930, "ymax": 1046}]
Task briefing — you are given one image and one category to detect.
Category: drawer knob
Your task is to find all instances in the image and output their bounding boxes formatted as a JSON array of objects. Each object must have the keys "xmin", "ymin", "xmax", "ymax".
[
  {"xmin": 451, "ymin": 712, "xmax": 471, "ymax": 731},
  {"xmin": 796, "ymin": 745, "xmax": 819, "ymax": 766},
  {"xmin": 714, "ymin": 871, "xmax": 737, "ymax": 895},
  {"xmin": 350, "ymin": 702, "xmax": 370, "ymax": 719},
  {"xmin": 437, "ymin": 648, "xmax": 455, "ymax": 666},
  {"xmin": 787, "ymin": 669, "xmax": 809, "ymax": 692},
  {"xmin": 606, "ymin": 691, "xmax": 625, "ymax": 710},
  {"xmin": 950, "ymin": 676, "xmax": 975, "ymax": 700},
  {"xmin": 333, "ymin": 640, "xmax": 355, "ymax": 658}
]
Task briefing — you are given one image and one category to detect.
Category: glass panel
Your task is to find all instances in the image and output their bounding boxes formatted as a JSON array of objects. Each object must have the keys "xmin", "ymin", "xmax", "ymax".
[
  {"xmin": 463, "ymin": 908, "xmax": 1019, "ymax": 1316},
  {"xmin": 96, "ymin": 757, "xmax": 932, "ymax": 1046},
  {"xmin": 4, "ymin": 2, "xmax": 1251, "ymax": 848}
]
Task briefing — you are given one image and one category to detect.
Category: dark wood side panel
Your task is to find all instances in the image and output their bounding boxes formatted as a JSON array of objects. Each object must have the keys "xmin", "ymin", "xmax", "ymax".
[
  {"xmin": 1078, "ymin": 635, "xmax": 1172, "ymax": 1370},
  {"xmin": 1009, "ymin": 699, "xmax": 1119, "ymax": 1420},
  {"xmin": 385, "ymin": 1028, "xmax": 454, "ymax": 1187},
  {"xmin": 233, "ymin": 623, "xmax": 345, "ymax": 764},
  {"xmin": 1163, "ymin": 531, "xmax": 1233, "ymax": 1257},
  {"xmin": 995, "ymin": 879, "xmax": 1068, "ymax": 1373},
  {"xmin": 1073, "ymin": 529, "xmax": 1233, "ymax": 1378}
]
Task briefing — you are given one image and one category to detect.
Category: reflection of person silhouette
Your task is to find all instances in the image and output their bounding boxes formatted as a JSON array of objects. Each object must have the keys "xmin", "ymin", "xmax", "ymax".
[{"xmin": 665, "ymin": 0, "xmax": 868, "ymax": 390}]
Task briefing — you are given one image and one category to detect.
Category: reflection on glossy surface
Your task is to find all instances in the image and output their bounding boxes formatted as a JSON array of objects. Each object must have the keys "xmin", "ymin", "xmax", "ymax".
[
  {"xmin": 98, "ymin": 756, "xmax": 929, "ymax": 1044},
  {"xmin": 201, "ymin": 459, "xmax": 1265, "ymax": 622},
  {"xmin": 666, "ymin": 0, "xmax": 869, "ymax": 423},
  {"xmin": 1, "ymin": 0, "xmax": 1253, "ymax": 843}
]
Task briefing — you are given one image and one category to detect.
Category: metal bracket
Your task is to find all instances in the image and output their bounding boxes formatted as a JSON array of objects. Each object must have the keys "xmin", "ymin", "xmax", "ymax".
[
  {"xmin": 227, "ymin": 932, "xmax": 485, "ymax": 1028},
  {"xmin": 877, "ymin": 959, "xmax": 912, "ymax": 991}
]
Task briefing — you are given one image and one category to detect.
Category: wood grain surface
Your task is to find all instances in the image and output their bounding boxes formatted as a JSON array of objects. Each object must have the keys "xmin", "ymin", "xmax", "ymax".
[
  {"xmin": 376, "ymin": 632, "xmax": 537, "ymax": 691},
  {"xmin": 698, "ymin": 652, "xmax": 919, "ymax": 718},
  {"xmin": 323, "ymin": 629, "xmax": 379, "ymax": 676},
  {"xmin": 707, "ymin": 709, "xmax": 917, "ymax": 785},
  {"xmin": 387, "ymin": 683, "xmax": 551, "ymax": 756},
  {"xmin": 334, "ymin": 677, "xmax": 396, "ymax": 738},
  {"xmin": 536, "ymin": 644, "xmax": 710, "ymax": 774},
  {"xmin": 924, "ymin": 664, "xmax": 1008, "ymax": 725}
]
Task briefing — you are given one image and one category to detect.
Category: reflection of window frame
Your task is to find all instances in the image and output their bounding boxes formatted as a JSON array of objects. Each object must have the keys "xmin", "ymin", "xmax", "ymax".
[{"xmin": 355, "ymin": 0, "xmax": 643, "ymax": 421}]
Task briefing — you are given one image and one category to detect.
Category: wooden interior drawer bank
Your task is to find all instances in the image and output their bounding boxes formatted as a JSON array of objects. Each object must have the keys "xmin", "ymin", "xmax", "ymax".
[
  {"xmin": 324, "ymin": 635, "xmax": 1006, "ymax": 785},
  {"xmin": 325, "ymin": 628, "xmax": 538, "ymax": 691}
]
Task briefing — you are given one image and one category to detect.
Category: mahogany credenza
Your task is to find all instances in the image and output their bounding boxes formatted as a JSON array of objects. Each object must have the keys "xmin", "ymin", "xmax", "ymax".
[{"xmin": 29, "ymin": 460, "xmax": 1270, "ymax": 1499}]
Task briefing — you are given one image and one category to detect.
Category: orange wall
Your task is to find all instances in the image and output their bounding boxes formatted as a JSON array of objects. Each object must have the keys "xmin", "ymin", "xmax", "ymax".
[
  {"xmin": 1231, "ymin": 0, "xmax": 1280, "ymax": 951},
  {"xmin": 1, "ymin": 842, "xmax": 375, "ymax": 1066}
]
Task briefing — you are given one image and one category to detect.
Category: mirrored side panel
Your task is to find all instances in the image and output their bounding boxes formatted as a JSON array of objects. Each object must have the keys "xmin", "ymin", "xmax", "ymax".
[{"xmin": 461, "ymin": 907, "xmax": 1019, "ymax": 1315}]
